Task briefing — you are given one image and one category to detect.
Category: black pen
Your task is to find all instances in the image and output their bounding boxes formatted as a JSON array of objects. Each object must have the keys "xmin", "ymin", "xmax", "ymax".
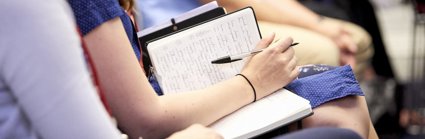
[{"xmin": 211, "ymin": 43, "xmax": 299, "ymax": 64}]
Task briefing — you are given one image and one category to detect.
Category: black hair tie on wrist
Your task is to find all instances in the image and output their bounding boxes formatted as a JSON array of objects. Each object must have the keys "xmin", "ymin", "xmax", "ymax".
[{"xmin": 236, "ymin": 74, "xmax": 256, "ymax": 103}]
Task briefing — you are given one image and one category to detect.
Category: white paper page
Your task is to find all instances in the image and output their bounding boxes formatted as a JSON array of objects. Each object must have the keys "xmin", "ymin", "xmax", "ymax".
[
  {"xmin": 210, "ymin": 89, "xmax": 311, "ymax": 139},
  {"xmin": 148, "ymin": 8, "xmax": 260, "ymax": 94},
  {"xmin": 137, "ymin": 1, "xmax": 219, "ymax": 37}
]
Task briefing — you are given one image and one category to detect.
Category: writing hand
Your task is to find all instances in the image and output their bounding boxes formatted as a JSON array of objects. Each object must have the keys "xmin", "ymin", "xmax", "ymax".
[{"xmin": 241, "ymin": 33, "xmax": 299, "ymax": 100}]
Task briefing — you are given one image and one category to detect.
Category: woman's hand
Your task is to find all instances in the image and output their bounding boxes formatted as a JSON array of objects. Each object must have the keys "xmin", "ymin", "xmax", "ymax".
[
  {"xmin": 314, "ymin": 18, "xmax": 357, "ymax": 67},
  {"xmin": 167, "ymin": 124, "xmax": 223, "ymax": 139},
  {"xmin": 331, "ymin": 28, "xmax": 357, "ymax": 67},
  {"xmin": 240, "ymin": 33, "xmax": 299, "ymax": 100}
]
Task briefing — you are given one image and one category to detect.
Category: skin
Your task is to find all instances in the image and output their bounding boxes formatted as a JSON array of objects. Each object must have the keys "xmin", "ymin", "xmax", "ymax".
[
  {"xmin": 204, "ymin": 0, "xmax": 357, "ymax": 67},
  {"xmin": 167, "ymin": 124, "xmax": 223, "ymax": 139},
  {"xmin": 83, "ymin": 17, "xmax": 298, "ymax": 139}
]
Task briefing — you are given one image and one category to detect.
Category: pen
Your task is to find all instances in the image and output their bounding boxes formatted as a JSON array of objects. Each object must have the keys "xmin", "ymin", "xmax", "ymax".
[{"xmin": 211, "ymin": 42, "xmax": 299, "ymax": 64}]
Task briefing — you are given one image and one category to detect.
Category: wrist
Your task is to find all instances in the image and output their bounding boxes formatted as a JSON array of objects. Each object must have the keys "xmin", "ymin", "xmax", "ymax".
[
  {"xmin": 236, "ymin": 74, "xmax": 256, "ymax": 103},
  {"xmin": 236, "ymin": 71, "xmax": 271, "ymax": 102}
]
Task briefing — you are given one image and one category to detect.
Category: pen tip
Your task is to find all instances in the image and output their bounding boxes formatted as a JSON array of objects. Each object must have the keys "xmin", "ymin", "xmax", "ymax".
[{"xmin": 211, "ymin": 60, "xmax": 220, "ymax": 64}]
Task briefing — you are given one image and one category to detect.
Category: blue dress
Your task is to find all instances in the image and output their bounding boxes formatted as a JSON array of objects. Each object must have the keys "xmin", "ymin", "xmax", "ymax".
[
  {"xmin": 286, "ymin": 65, "xmax": 364, "ymax": 108},
  {"xmin": 68, "ymin": 0, "xmax": 141, "ymax": 60},
  {"xmin": 68, "ymin": 0, "xmax": 164, "ymax": 94}
]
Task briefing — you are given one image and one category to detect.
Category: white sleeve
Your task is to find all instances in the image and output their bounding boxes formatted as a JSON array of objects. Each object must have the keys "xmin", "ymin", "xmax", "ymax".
[{"xmin": 0, "ymin": 0, "xmax": 122, "ymax": 139}]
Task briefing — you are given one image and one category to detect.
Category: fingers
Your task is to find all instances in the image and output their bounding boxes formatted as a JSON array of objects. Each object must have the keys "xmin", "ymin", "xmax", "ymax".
[
  {"xmin": 290, "ymin": 66, "xmax": 301, "ymax": 80},
  {"xmin": 287, "ymin": 57, "xmax": 300, "ymax": 82},
  {"xmin": 341, "ymin": 28, "xmax": 357, "ymax": 53},
  {"xmin": 269, "ymin": 37, "xmax": 294, "ymax": 54},
  {"xmin": 342, "ymin": 35, "xmax": 357, "ymax": 53},
  {"xmin": 339, "ymin": 51, "xmax": 356, "ymax": 68},
  {"xmin": 242, "ymin": 35, "xmax": 299, "ymax": 96},
  {"xmin": 335, "ymin": 34, "xmax": 357, "ymax": 53},
  {"xmin": 255, "ymin": 32, "xmax": 275, "ymax": 49}
]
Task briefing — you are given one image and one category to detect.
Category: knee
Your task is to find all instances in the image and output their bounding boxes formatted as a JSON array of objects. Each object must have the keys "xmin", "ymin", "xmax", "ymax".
[
  {"xmin": 342, "ymin": 20, "xmax": 375, "ymax": 65},
  {"xmin": 294, "ymin": 38, "xmax": 339, "ymax": 66},
  {"xmin": 302, "ymin": 96, "xmax": 371, "ymax": 139},
  {"xmin": 298, "ymin": 41, "xmax": 339, "ymax": 66},
  {"xmin": 343, "ymin": 21, "xmax": 372, "ymax": 55},
  {"xmin": 327, "ymin": 18, "xmax": 372, "ymax": 55},
  {"xmin": 258, "ymin": 21, "xmax": 340, "ymax": 66}
]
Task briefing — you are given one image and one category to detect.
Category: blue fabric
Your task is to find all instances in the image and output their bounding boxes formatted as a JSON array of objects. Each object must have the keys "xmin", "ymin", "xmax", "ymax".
[
  {"xmin": 297, "ymin": 64, "xmax": 337, "ymax": 78},
  {"xmin": 119, "ymin": 14, "xmax": 141, "ymax": 59},
  {"xmin": 69, "ymin": 0, "xmax": 141, "ymax": 59},
  {"xmin": 149, "ymin": 73, "xmax": 163, "ymax": 95},
  {"xmin": 285, "ymin": 65, "xmax": 364, "ymax": 108},
  {"xmin": 68, "ymin": 0, "xmax": 124, "ymax": 35},
  {"xmin": 273, "ymin": 127, "xmax": 361, "ymax": 139},
  {"xmin": 137, "ymin": 0, "xmax": 201, "ymax": 28}
]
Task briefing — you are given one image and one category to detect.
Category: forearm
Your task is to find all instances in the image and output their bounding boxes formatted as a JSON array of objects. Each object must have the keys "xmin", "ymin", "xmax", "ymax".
[
  {"xmin": 114, "ymin": 76, "xmax": 253, "ymax": 139},
  {"xmin": 154, "ymin": 76, "xmax": 253, "ymax": 136}
]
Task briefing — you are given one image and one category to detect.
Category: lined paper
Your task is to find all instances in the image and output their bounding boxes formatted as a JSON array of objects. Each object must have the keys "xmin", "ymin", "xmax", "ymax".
[
  {"xmin": 147, "ymin": 8, "xmax": 312, "ymax": 139},
  {"xmin": 148, "ymin": 8, "xmax": 260, "ymax": 93}
]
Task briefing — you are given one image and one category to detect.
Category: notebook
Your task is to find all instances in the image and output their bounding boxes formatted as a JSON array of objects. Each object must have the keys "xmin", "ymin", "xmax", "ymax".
[
  {"xmin": 146, "ymin": 7, "xmax": 313, "ymax": 139},
  {"xmin": 138, "ymin": 1, "xmax": 226, "ymax": 73}
]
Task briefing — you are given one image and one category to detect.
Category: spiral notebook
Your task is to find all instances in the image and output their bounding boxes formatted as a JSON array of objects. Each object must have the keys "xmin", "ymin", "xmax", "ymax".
[{"xmin": 146, "ymin": 7, "xmax": 313, "ymax": 139}]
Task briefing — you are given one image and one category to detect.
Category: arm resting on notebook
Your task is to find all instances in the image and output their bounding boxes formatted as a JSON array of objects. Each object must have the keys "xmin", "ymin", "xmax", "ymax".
[{"xmin": 83, "ymin": 17, "xmax": 298, "ymax": 139}]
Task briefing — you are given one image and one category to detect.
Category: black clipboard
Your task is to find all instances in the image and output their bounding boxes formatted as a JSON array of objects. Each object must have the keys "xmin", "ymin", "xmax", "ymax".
[{"xmin": 139, "ymin": 7, "xmax": 226, "ymax": 73}]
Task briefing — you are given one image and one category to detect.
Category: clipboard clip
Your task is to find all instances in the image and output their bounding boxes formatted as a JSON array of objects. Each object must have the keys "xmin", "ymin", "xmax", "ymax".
[{"xmin": 171, "ymin": 18, "xmax": 178, "ymax": 31}]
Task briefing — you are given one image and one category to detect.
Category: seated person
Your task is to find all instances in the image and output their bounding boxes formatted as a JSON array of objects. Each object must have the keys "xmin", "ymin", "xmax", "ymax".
[
  {"xmin": 0, "ymin": 0, "xmax": 365, "ymax": 139},
  {"xmin": 69, "ymin": 0, "xmax": 377, "ymax": 138},
  {"xmin": 0, "ymin": 0, "xmax": 220, "ymax": 139}
]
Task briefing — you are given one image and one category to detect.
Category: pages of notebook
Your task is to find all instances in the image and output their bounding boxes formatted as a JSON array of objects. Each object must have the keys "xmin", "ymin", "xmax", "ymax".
[
  {"xmin": 210, "ymin": 89, "xmax": 312, "ymax": 139},
  {"xmin": 137, "ymin": 1, "xmax": 219, "ymax": 37},
  {"xmin": 147, "ymin": 8, "xmax": 260, "ymax": 94}
]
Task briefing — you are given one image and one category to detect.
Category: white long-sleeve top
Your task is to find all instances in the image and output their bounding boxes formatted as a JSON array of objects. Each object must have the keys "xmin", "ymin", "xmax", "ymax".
[{"xmin": 0, "ymin": 0, "xmax": 122, "ymax": 138}]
